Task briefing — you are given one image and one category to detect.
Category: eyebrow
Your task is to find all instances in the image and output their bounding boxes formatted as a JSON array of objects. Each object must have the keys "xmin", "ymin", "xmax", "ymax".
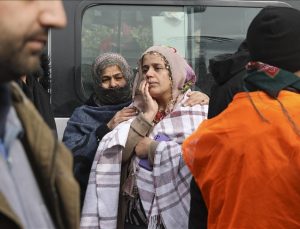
[
  {"xmin": 142, "ymin": 63, "xmax": 165, "ymax": 68},
  {"xmin": 102, "ymin": 72, "xmax": 123, "ymax": 78}
]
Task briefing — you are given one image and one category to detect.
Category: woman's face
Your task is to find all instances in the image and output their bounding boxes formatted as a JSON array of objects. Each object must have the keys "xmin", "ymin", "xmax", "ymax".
[
  {"xmin": 100, "ymin": 65, "xmax": 127, "ymax": 89},
  {"xmin": 142, "ymin": 53, "xmax": 172, "ymax": 100}
]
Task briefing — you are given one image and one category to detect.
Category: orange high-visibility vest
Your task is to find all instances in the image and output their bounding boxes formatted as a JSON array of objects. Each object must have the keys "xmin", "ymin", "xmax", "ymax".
[{"xmin": 183, "ymin": 91, "xmax": 300, "ymax": 229}]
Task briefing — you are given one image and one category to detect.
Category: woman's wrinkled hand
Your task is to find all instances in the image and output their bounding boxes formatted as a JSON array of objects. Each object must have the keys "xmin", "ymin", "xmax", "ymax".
[
  {"xmin": 135, "ymin": 137, "xmax": 152, "ymax": 158},
  {"xmin": 183, "ymin": 91, "xmax": 209, "ymax": 106},
  {"xmin": 107, "ymin": 107, "xmax": 138, "ymax": 130}
]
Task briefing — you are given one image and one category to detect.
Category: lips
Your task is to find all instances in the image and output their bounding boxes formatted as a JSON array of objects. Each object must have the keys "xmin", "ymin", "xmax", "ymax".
[
  {"xmin": 148, "ymin": 81, "xmax": 158, "ymax": 85},
  {"xmin": 148, "ymin": 83, "xmax": 159, "ymax": 89},
  {"xmin": 26, "ymin": 35, "xmax": 47, "ymax": 52},
  {"xmin": 147, "ymin": 79, "xmax": 157, "ymax": 84}
]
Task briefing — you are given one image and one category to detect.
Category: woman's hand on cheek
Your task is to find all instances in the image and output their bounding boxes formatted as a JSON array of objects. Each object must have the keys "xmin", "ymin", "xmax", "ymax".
[{"xmin": 140, "ymin": 80, "xmax": 158, "ymax": 122}]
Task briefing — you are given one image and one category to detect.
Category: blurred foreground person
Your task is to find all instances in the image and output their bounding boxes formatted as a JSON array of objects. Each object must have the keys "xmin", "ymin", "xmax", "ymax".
[
  {"xmin": 81, "ymin": 46, "xmax": 208, "ymax": 229},
  {"xmin": 0, "ymin": 1, "xmax": 79, "ymax": 229},
  {"xmin": 183, "ymin": 7, "xmax": 300, "ymax": 229}
]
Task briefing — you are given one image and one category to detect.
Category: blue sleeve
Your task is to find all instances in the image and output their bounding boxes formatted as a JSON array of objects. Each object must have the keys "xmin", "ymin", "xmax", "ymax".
[{"xmin": 62, "ymin": 108, "xmax": 111, "ymax": 206}]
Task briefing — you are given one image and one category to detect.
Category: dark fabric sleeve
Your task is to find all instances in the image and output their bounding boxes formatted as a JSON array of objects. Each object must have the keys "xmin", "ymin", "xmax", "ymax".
[
  {"xmin": 0, "ymin": 214, "xmax": 20, "ymax": 229},
  {"xmin": 62, "ymin": 109, "xmax": 111, "ymax": 208},
  {"xmin": 208, "ymin": 70, "xmax": 245, "ymax": 118},
  {"xmin": 63, "ymin": 130, "xmax": 99, "ymax": 207},
  {"xmin": 15, "ymin": 77, "xmax": 57, "ymax": 134},
  {"xmin": 30, "ymin": 77, "xmax": 57, "ymax": 134},
  {"xmin": 71, "ymin": 131, "xmax": 99, "ymax": 208},
  {"xmin": 95, "ymin": 124, "xmax": 111, "ymax": 141},
  {"xmin": 189, "ymin": 177, "xmax": 208, "ymax": 229},
  {"xmin": 62, "ymin": 102, "xmax": 131, "ymax": 208}
]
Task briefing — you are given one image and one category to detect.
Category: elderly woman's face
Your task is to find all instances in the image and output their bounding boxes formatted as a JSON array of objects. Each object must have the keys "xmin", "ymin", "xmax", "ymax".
[
  {"xmin": 100, "ymin": 65, "xmax": 127, "ymax": 89},
  {"xmin": 142, "ymin": 53, "xmax": 172, "ymax": 99}
]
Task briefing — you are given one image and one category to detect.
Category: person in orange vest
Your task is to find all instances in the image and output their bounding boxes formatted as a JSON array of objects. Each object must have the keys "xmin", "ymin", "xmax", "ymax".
[{"xmin": 183, "ymin": 6, "xmax": 300, "ymax": 229}]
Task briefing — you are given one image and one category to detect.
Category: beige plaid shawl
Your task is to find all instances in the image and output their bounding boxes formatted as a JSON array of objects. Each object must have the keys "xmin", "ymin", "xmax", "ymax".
[{"xmin": 81, "ymin": 95, "xmax": 208, "ymax": 229}]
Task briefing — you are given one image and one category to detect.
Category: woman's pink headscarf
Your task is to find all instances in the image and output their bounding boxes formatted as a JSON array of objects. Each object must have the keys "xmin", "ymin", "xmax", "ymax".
[{"xmin": 132, "ymin": 45, "xmax": 196, "ymax": 112}]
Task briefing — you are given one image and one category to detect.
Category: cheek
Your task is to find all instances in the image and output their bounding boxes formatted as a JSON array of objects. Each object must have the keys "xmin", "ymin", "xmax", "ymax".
[
  {"xmin": 100, "ymin": 82, "xmax": 109, "ymax": 89},
  {"xmin": 161, "ymin": 74, "xmax": 172, "ymax": 89},
  {"xmin": 118, "ymin": 79, "xmax": 127, "ymax": 87},
  {"xmin": 0, "ymin": 27, "xmax": 17, "ymax": 52}
]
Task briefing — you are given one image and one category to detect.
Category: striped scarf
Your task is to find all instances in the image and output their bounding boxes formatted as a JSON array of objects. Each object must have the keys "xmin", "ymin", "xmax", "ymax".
[{"xmin": 81, "ymin": 94, "xmax": 208, "ymax": 229}]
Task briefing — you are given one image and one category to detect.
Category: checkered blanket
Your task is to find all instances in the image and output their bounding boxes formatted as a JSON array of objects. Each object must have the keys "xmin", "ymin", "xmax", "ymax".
[{"xmin": 81, "ymin": 94, "xmax": 208, "ymax": 229}]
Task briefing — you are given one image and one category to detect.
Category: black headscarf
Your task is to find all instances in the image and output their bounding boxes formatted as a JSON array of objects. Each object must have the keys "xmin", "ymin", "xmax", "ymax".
[{"xmin": 91, "ymin": 53, "xmax": 133, "ymax": 106}]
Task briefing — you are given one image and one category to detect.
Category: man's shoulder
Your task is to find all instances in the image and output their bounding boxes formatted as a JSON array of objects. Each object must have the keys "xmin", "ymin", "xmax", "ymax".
[
  {"xmin": 8, "ymin": 81, "xmax": 57, "ymax": 151},
  {"xmin": 9, "ymin": 81, "xmax": 28, "ymax": 103}
]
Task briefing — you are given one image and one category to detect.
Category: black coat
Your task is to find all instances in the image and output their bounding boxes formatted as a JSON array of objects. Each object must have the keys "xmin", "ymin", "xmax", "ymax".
[
  {"xmin": 208, "ymin": 48, "xmax": 249, "ymax": 118},
  {"xmin": 17, "ymin": 75, "xmax": 57, "ymax": 133},
  {"xmin": 189, "ymin": 43, "xmax": 249, "ymax": 229}
]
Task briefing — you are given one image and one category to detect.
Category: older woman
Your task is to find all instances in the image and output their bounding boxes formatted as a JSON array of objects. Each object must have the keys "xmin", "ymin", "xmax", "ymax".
[
  {"xmin": 81, "ymin": 46, "xmax": 208, "ymax": 229},
  {"xmin": 63, "ymin": 53, "xmax": 137, "ymax": 206}
]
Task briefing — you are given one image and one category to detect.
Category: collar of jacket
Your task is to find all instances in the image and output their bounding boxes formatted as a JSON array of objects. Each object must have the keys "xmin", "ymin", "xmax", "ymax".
[
  {"xmin": 245, "ymin": 62, "xmax": 300, "ymax": 98},
  {"xmin": 8, "ymin": 81, "xmax": 80, "ymax": 229}
]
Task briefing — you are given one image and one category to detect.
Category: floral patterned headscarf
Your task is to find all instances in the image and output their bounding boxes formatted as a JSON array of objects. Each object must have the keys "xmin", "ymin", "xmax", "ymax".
[{"xmin": 132, "ymin": 45, "xmax": 196, "ymax": 111}]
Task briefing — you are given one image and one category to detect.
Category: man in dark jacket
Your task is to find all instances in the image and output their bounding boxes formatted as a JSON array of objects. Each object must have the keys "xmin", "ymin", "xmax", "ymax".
[
  {"xmin": 0, "ymin": 1, "xmax": 80, "ymax": 229},
  {"xmin": 208, "ymin": 40, "xmax": 249, "ymax": 118},
  {"xmin": 17, "ymin": 52, "xmax": 57, "ymax": 133},
  {"xmin": 188, "ymin": 41, "xmax": 249, "ymax": 229}
]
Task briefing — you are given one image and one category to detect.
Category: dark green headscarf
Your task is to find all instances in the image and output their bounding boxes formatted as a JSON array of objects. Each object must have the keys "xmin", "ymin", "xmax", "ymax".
[
  {"xmin": 244, "ymin": 61, "xmax": 300, "ymax": 134},
  {"xmin": 245, "ymin": 61, "xmax": 300, "ymax": 98}
]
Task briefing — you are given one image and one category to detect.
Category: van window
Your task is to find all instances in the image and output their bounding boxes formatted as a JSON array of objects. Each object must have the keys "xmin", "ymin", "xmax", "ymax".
[{"xmin": 81, "ymin": 5, "xmax": 260, "ymax": 97}]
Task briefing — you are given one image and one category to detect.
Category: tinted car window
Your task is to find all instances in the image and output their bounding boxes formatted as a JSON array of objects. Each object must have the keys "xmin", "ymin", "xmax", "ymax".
[{"xmin": 81, "ymin": 5, "xmax": 260, "ymax": 97}]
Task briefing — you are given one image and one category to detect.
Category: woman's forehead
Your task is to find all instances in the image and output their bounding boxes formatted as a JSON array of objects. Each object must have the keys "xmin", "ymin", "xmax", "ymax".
[
  {"xmin": 142, "ymin": 53, "xmax": 166, "ymax": 65},
  {"xmin": 102, "ymin": 65, "xmax": 121, "ymax": 73}
]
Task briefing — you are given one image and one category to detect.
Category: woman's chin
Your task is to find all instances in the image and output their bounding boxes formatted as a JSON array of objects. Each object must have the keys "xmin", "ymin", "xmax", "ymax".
[{"xmin": 149, "ymin": 88, "xmax": 160, "ymax": 98}]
